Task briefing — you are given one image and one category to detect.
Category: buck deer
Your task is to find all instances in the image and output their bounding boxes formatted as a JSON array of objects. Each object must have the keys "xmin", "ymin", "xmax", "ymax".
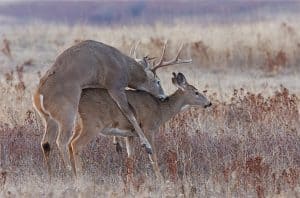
[
  {"xmin": 32, "ymin": 40, "xmax": 191, "ymax": 175},
  {"xmin": 70, "ymin": 72, "xmax": 212, "ymax": 178}
]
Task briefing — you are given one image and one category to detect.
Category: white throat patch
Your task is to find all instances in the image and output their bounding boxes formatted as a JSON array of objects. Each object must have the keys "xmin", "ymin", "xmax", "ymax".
[{"xmin": 180, "ymin": 105, "xmax": 190, "ymax": 112}]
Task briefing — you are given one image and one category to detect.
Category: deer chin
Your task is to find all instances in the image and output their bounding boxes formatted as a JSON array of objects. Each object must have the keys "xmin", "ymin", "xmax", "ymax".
[
  {"xmin": 204, "ymin": 102, "xmax": 212, "ymax": 108},
  {"xmin": 136, "ymin": 87, "xmax": 150, "ymax": 95},
  {"xmin": 136, "ymin": 86, "xmax": 167, "ymax": 100}
]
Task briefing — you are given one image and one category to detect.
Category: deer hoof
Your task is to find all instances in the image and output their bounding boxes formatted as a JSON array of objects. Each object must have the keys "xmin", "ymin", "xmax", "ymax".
[
  {"xmin": 116, "ymin": 142, "xmax": 122, "ymax": 154},
  {"xmin": 141, "ymin": 141, "xmax": 153, "ymax": 154},
  {"xmin": 142, "ymin": 145, "xmax": 153, "ymax": 154}
]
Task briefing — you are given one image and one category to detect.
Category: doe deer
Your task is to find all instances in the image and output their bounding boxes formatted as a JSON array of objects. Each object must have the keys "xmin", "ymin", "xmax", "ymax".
[
  {"xmin": 71, "ymin": 72, "xmax": 212, "ymax": 178},
  {"xmin": 32, "ymin": 40, "xmax": 191, "ymax": 175}
]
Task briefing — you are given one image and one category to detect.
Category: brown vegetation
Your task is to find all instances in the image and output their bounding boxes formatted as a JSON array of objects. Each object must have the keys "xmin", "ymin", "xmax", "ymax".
[
  {"xmin": 0, "ymin": 85, "xmax": 299, "ymax": 197},
  {"xmin": 1, "ymin": 38, "xmax": 11, "ymax": 59}
]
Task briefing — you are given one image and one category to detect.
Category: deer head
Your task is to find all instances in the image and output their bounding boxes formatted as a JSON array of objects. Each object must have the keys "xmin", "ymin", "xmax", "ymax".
[
  {"xmin": 172, "ymin": 72, "xmax": 212, "ymax": 108},
  {"xmin": 130, "ymin": 41, "xmax": 192, "ymax": 101}
]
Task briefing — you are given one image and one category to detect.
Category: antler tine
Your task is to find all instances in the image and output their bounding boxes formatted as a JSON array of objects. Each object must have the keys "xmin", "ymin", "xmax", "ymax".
[
  {"xmin": 154, "ymin": 40, "xmax": 168, "ymax": 68},
  {"xmin": 175, "ymin": 43, "xmax": 192, "ymax": 64},
  {"xmin": 167, "ymin": 42, "xmax": 184, "ymax": 64},
  {"xmin": 152, "ymin": 42, "xmax": 192, "ymax": 73},
  {"xmin": 133, "ymin": 40, "xmax": 141, "ymax": 60},
  {"xmin": 129, "ymin": 44, "xmax": 134, "ymax": 57}
]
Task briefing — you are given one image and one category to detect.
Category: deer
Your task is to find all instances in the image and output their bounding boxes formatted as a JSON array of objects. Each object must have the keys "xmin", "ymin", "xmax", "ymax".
[
  {"xmin": 70, "ymin": 72, "xmax": 212, "ymax": 179},
  {"xmin": 32, "ymin": 40, "xmax": 192, "ymax": 175}
]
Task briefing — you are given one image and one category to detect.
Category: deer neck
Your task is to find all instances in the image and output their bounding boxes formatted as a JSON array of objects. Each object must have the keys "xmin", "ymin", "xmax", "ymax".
[
  {"xmin": 160, "ymin": 90, "xmax": 186, "ymax": 123},
  {"xmin": 127, "ymin": 58, "xmax": 147, "ymax": 89}
]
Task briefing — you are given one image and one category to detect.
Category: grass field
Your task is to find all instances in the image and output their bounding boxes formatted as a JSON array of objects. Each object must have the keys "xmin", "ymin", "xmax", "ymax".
[{"xmin": 0, "ymin": 19, "xmax": 299, "ymax": 197}]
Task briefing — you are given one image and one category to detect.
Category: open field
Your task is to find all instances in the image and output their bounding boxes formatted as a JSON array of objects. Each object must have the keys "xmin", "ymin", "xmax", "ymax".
[{"xmin": 0, "ymin": 20, "xmax": 300, "ymax": 197}]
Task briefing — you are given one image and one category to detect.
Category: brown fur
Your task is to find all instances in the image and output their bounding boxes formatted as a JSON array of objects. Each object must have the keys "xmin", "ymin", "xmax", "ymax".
[
  {"xmin": 33, "ymin": 40, "xmax": 166, "ymax": 174},
  {"xmin": 71, "ymin": 73, "xmax": 211, "ymax": 178}
]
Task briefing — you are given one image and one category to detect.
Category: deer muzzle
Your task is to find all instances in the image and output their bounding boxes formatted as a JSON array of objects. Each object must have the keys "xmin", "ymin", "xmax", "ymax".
[
  {"xmin": 204, "ymin": 102, "xmax": 212, "ymax": 108},
  {"xmin": 158, "ymin": 95, "xmax": 168, "ymax": 101}
]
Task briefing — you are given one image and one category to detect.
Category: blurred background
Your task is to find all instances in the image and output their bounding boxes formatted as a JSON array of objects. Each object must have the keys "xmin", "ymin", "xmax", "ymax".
[
  {"xmin": 0, "ymin": 1, "xmax": 300, "ymax": 197},
  {"xmin": 0, "ymin": 0, "xmax": 300, "ymax": 128},
  {"xmin": 0, "ymin": 1, "xmax": 300, "ymax": 25}
]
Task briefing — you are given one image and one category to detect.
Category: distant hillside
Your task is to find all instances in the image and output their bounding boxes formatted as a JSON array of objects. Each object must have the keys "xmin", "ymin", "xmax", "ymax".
[{"xmin": 0, "ymin": 1, "xmax": 299, "ymax": 25}]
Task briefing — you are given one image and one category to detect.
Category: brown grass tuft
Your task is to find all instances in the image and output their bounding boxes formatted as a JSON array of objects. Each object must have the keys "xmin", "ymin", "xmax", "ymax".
[{"xmin": 1, "ymin": 38, "xmax": 11, "ymax": 58}]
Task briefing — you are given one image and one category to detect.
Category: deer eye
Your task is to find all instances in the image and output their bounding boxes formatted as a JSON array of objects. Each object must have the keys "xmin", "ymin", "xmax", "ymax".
[
  {"xmin": 195, "ymin": 92, "xmax": 199, "ymax": 95},
  {"xmin": 157, "ymin": 81, "xmax": 160, "ymax": 85}
]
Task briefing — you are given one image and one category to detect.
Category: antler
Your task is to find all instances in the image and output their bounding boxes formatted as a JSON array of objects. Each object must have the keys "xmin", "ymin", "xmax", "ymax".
[
  {"xmin": 130, "ymin": 41, "xmax": 156, "ymax": 67},
  {"xmin": 133, "ymin": 40, "xmax": 140, "ymax": 60},
  {"xmin": 129, "ymin": 40, "xmax": 141, "ymax": 60},
  {"xmin": 151, "ymin": 40, "xmax": 192, "ymax": 74}
]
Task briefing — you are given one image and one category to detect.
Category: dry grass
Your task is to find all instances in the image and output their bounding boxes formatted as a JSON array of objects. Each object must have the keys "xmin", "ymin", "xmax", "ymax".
[
  {"xmin": 0, "ymin": 86, "xmax": 299, "ymax": 197},
  {"xmin": 1, "ymin": 20, "xmax": 300, "ymax": 71},
  {"xmin": 0, "ymin": 20, "xmax": 300, "ymax": 197}
]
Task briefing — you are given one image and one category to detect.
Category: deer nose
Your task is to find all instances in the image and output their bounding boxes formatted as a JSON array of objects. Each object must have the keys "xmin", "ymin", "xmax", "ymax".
[
  {"xmin": 159, "ymin": 95, "xmax": 168, "ymax": 101},
  {"xmin": 204, "ymin": 102, "xmax": 212, "ymax": 108},
  {"xmin": 160, "ymin": 96, "xmax": 169, "ymax": 102}
]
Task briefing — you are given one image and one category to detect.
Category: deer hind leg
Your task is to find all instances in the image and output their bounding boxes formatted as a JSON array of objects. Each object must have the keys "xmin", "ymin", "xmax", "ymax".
[
  {"xmin": 108, "ymin": 90, "xmax": 153, "ymax": 154},
  {"xmin": 33, "ymin": 91, "xmax": 58, "ymax": 177},
  {"xmin": 125, "ymin": 137, "xmax": 134, "ymax": 185},
  {"xmin": 69, "ymin": 120, "xmax": 82, "ymax": 176},
  {"xmin": 45, "ymin": 95, "xmax": 79, "ymax": 174},
  {"xmin": 71, "ymin": 120, "xmax": 101, "ymax": 177},
  {"xmin": 113, "ymin": 136, "xmax": 123, "ymax": 153},
  {"xmin": 55, "ymin": 113, "xmax": 76, "ymax": 173},
  {"xmin": 41, "ymin": 116, "xmax": 58, "ymax": 177},
  {"xmin": 147, "ymin": 131, "xmax": 163, "ymax": 180},
  {"xmin": 149, "ymin": 153, "xmax": 163, "ymax": 181},
  {"xmin": 110, "ymin": 129, "xmax": 138, "ymax": 153}
]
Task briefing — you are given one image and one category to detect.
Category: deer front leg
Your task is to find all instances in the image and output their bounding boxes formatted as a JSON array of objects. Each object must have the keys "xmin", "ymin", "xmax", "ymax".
[
  {"xmin": 147, "ymin": 130, "xmax": 163, "ymax": 180},
  {"xmin": 125, "ymin": 137, "xmax": 134, "ymax": 184},
  {"xmin": 113, "ymin": 136, "xmax": 122, "ymax": 153},
  {"xmin": 149, "ymin": 153, "xmax": 163, "ymax": 180},
  {"xmin": 108, "ymin": 90, "xmax": 153, "ymax": 154}
]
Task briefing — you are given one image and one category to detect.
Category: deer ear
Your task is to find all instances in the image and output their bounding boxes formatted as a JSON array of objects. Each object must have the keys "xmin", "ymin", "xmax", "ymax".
[
  {"xmin": 172, "ymin": 72, "xmax": 177, "ymax": 78},
  {"xmin": 172, "ymin": 72, "xmax": 178, "ymax": 85},
  {"xmin": 176, "ymin": 72, "xmax": 187, "ymax": 87},
  {"xmin": 172, "ymin": 72, "xmax": 185, "ymax": 90}
]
